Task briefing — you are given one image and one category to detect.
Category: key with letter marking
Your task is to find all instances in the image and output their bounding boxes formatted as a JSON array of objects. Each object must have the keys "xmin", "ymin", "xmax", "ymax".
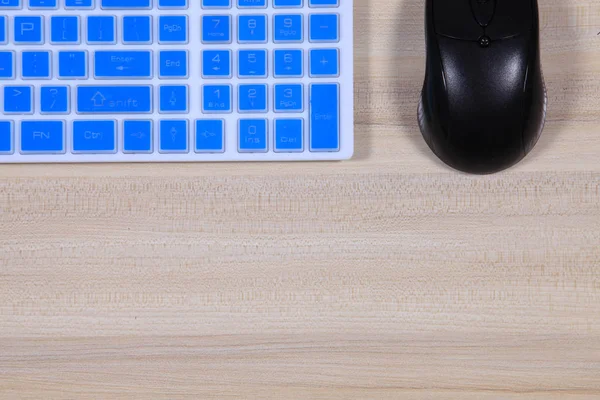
[
  {"xmin": 310, "ymin": 83, "xmax": 339, "ymax": 151},
  {"xmin": 21, "ymin": 120, "xmax": 65, "ymax": 153},
  {"xmin": 94, "ymin": 50, "xmax": 152, "ymax": 78},
  {"xmin": 77, "ymin": 85, "xmax": 152, "ymax": 114},
  {"xmin": 73, "ymin": 120, "xmax": 116, "ymax": 153},
  {"xmin": 239, "ymin": 119, "xmax": 267, "ymax": 152},
  {"xmin": 275, "ymin": 118, "xmax": 304, "ymax": 152}
]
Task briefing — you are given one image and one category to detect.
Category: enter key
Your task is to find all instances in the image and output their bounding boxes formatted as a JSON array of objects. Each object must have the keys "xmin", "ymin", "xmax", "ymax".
[{"xmin": 94, "ymin": 51, "xmax": 152, "ymax": 78}]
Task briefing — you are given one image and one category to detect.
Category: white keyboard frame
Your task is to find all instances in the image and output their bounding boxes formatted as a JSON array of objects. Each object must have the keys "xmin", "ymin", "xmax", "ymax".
[{"xmin": 0, "ymin": 0, "xmax": 354, "ymax": 163}]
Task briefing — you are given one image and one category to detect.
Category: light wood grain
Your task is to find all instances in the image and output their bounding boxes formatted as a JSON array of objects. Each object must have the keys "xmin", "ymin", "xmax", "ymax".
[{"xmin": 1, "ymin": 0, "xmax": 600, "ymax": 398}]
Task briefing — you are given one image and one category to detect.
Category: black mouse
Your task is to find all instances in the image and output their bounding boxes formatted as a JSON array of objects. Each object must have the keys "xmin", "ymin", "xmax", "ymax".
[{"xmin": 418, "ymin": 0, "xmax": 547, "ymax": 174}]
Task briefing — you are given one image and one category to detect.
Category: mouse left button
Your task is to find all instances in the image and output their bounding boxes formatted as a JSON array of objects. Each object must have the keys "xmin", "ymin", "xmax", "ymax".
[
  {"xmin": 470, "ymin": 0, "xmax": 496, "ymax": 27},
  {"xmin": 432, "ymin": 0, "xmax": 481, "ymax": 40}
]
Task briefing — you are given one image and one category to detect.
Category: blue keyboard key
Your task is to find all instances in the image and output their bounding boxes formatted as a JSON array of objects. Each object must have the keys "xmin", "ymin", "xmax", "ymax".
[
  {"xmin": 238, "ymin": 84, "xmax": 267, "ymax": 113},
  {"xmin": 202, "ymin": 85, "xmax": 231, "ymax": 113},
  {"xmin": 87, "ymin": 16, "xmax": 115, "ymax": 43},
  {"xmin": 238, "ymin": 15, "xmax": 267, "ymax": 43},
  {"xmin": 14, "ymin": 16, "xmax": 44, "ymax": 44},
  {"xmin": 102, "ymin": 0, "xmax": 151, "ymax": 8},
  {"xmin": 73, "ymin": 120, "xmax": 116, "ymax": 153},
  {"xmin": 159, "ymin": 0, "xmax": 187, "ymax": 8},
  {"xmin": 41, "ymin": 86, "xmax": 69, "ymax": 114},
  {"xmin": 238, "ymin": 50, "xmax": 267, "ymax": 78},
  {"xmin": 196, "ymin": 120, "xmax": 224, "ymax": 153},
  {"xmin": 160, "ymin": 85, "xmax": 188, "ymax": 113},
  {"xmin": 159, "ymin": 16, "xmax": 188, "ymax": 43},
  {"xmin": 0, "ymin": 122, "xmax": 13, "ymax": 154},
  {"xmin": 4, "ymin": 86, "xmax": 32, "ymax": 114},
  {"xmin": 22, "ymin": 51, "xmax": 51, "ymax": 79},
  {"xmin": 29, "ymin": 0, "xmax": 57, "ymax": 8},
  {"xmin": 274, "ymin": 14, "xmax": 302, "ymax": 42},
  {"xmin": 0, "ymin": 52, "xmax": 15, "ymax": 79},
  {"xmin": 238, "ymin": 0, "xmax": 265, "ymax": 7},
  {"xmin": 202, "ymin": 0, "xmax": 230, "ymax": 8},
  {"xmin": 65, "ymin": 0, "xmax": 92, "ymax": 8},
  {"xmin": 202, "ymin": 50, "xmax": 231, "ymax": 78},
  {"xmin": 0, "ymin": 17, "xmax": 6, "ymax": 44},
  {"xmin": 309, "ymin": 0, "xmax": 337, "ymax": 6},
  {"xmin": 273, "ymin": 0, "xmax": 301, "ymax": 7},
  {"xmin": 310, "ymin": 83, "xmax": 339, "ymax": 151},
  {"xmin": 274, "ymin": 84, "xmax": 303, "ymax": 112},
  {"xmin": 159, "ymin": 50, "xmax": 188, "ymax": 78},
  {"xmin": 21, "ymin": 121, "xmax": 64, "ymax": 153},
  {"xmin": 123, "ymin": 16, "xmax": 152, "ymax": 43},
  {"xmin": 239, "ymin": 119, "xmax": 267, "ymax": 152},
  {"xmin": 94, "ymin": 51, "xmax": 152, "ymax": 78},
  {"xmin": 0, "ymin": 0, "xmax": 20, "ymax": 8},
  {"xmin": 123, "ymin": 120, "xmax": 153, "ymax": 153},
  {"xmin": 275, "ymin": 119, "xmax": 303, "ymax": 152},
  {"xmin": 202, "ymin": 15, "xmax": 231, "ymax": 43},
  {"xmin": 51, "ymin": 16, "xmax": 79, "ymax": 44},
  {"xmin": 309, "ymin": 14, "xmax": 339, "ymax": 42},
  {"xmin": 274, "ymin": 49, "xmax": 303, "ymax": 77},
  {"xmin": 310, "ymin": 48, "xmax": 339, "ymax": 77},
  {"xmin": 159, "ymin": 120, "xmax": 188, "ymax": 153},
  {"xmin": 77, "ymin": 86, "xmax": 152, "ymax": 114},
  {"xmin": 59, "ymin": 51, "xmax": 87, "ymax": 78}
]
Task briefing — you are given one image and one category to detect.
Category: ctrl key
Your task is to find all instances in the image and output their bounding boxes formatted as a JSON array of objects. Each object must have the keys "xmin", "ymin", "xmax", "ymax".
[
  {"xmin": 73, "ymin": 120, "xmax": 116, "ymax": 154},
  {"xmin": 21, "ymin": 121, "xmax": 65, "ymax": 154}
]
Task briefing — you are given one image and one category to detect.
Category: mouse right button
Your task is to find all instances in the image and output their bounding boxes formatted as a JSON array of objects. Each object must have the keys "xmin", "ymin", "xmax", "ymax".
[{"xmin": 485, "ymin": 0, "xmax": 534, "ymax": 39}]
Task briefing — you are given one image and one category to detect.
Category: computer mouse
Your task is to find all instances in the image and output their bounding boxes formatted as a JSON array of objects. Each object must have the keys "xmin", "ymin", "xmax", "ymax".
[{"xmin": 418, "ymin": 0, "xmax": 547, "ymax": 174}]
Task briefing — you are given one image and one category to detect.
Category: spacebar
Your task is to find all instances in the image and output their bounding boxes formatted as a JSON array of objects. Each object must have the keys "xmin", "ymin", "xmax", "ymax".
[{"xmin": 77, "ymin": 86, "xmax": 152, "ymax": 114}]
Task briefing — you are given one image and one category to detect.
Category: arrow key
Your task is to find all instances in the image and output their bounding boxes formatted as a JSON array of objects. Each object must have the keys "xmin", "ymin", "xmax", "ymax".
[
  {"xmin": 124, "ymin": 120, "xmax": 153, "ymax": 153},
  {"xmin": 159, "ymin": 120, "xmax": 188, "ymax": 153},
  {"xmin": 159, "ymin": 85, "xmax": 188, "ymax": 113},
  {"xmin": 4, "ymin": 86, "xmax": 33, "ymax": 114},
  {"xmin": 195, "ymin": 120, "xmax": 224, "ymax": 153}
]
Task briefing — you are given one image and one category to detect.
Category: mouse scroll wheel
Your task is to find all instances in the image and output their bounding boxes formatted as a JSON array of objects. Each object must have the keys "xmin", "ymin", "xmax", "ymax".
[{"xmin": 470, "ymin": 0, "xmax": 496, "ymax": 27}]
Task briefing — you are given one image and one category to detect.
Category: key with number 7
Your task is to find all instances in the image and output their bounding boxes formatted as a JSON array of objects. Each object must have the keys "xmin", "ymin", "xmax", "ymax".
[{"xmin": 202, "ymin": 15, "xmax": 231, "ymax": 43}]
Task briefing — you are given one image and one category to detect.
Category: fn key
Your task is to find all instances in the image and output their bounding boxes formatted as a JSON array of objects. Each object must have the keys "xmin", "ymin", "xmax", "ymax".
[{"xmin": 310, "ymin": 83, "xmax": 339, "ymax": 152}]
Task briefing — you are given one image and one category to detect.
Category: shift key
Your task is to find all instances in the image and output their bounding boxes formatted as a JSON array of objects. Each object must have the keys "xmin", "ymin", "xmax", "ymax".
[
  {"xmin": 95, "ymin": 51, "xmax": 152, "ymax": 78},
  {"xmin": 77, "ymin": 86, "xmax": 152, "ymax": 114}
]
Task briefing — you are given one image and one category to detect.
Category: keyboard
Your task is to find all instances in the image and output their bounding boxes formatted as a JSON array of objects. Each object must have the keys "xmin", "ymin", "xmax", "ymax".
[{"xmin": 0, "ymin": 0, "xmax": 353, "ymax": 163}]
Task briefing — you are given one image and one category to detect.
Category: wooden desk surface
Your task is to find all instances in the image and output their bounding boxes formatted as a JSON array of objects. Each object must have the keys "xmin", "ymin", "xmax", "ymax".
[{"xmin": 1, "ymin": 0, "xmax": 600, "ymax": 398}]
